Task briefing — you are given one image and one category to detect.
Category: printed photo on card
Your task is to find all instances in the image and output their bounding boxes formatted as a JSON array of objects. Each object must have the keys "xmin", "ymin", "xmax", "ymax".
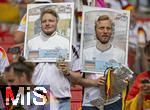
[
  {"xmin": 80, "ymin": 6, "xmax": 130, "ymax": 73},
  {"xmin": 24, "ymin": 3, "xmax": 74, "ymax": 62}
]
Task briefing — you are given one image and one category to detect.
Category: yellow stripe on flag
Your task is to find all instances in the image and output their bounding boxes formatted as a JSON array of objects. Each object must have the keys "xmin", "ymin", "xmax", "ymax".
[
  {"xmin": 122, "ymin": 80, "xmax": 129, "ymax": 110},
  {"xmin": 106, "ymin": 68, "xmax": 112, "ymax": 100}
]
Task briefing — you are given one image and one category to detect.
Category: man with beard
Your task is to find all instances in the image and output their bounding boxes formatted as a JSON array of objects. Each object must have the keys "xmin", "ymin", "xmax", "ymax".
[
  {"xmin": 82, "ymin": 15, "xmax": 125, "ymax": 110},
  {"xmin": 83, "ymin": 15, "xmax": 125, "ymax": 66}
]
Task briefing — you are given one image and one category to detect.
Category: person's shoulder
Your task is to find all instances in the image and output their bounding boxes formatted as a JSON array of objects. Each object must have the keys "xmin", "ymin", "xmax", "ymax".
[
  {"xmin": 20, "ymin": 14, "xmax": 27, "ymax": 25},
  {"xmin": 17, "ymin": 14, "xmax": 27, "ymax": 32}
]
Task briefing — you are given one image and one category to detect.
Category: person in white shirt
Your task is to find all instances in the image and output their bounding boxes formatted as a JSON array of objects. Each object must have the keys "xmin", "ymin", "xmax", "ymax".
[
  {"xmin": 14, "ymin": 1, "xmax": 107, "ymax": 110},
  {"xmin": 26, "ymin": 5, "xmax": 72, "ymax": 110},
  {"xmin": 82, "ymin": 15, "xmax": 125, "ymax": 110},
  {"xmin": 29, "ymin": 6, "xmax": 105, "ymax": 110},
  {"xmin": 13, "ymin": 1, "xmax": 81, "ymax": 109}
]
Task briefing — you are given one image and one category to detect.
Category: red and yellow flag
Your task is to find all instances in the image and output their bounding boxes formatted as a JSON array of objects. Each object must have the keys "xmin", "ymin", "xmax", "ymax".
[{"xmin": 105, "ymin": 68, "xmax": 113, "ymax": 100}]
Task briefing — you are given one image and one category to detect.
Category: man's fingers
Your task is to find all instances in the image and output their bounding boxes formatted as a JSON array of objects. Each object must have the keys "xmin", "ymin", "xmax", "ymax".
[
  {"xmin": 56, "ymin": 59, "xmax": 67, "ymax": 68},
  {"xmin": 99, "ymin": 77, "xmax": 106, "ymax": 81},
  {"xmin": 96, "ymin": 76, "xmax": 106, "ymax": 86}
]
